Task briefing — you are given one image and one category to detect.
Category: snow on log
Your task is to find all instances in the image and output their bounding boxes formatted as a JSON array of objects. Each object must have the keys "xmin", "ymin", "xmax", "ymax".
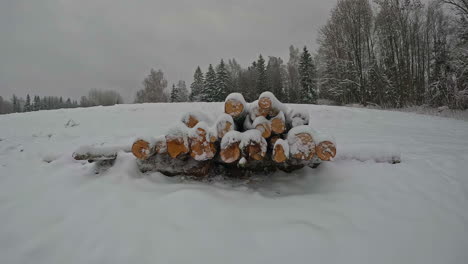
[
  {"xmin": 73, "ymin": 144, "xmax": 131, "ymax": 161},
  {"xmin": 271, "ymin": 111, "xmax": 286, "ymax": 134},
  {"xmin": 224, "ymin": 93, "xmax": 247, "ymax": 119},
  {"xmin": 287, "ymin": 126, "xmax": 316, "ymax": 161},
  {"xmin": 308, "ymin": 129, "xmax": 336, "ymax": 161},
  {"xmin": 240, "ymin": 130, "xmax": 267, "ymax": 161},
  {"xmin": 188, "ymin": 122, "xmax": 217, "ymax": 161},
  {"xmin": 131, "ymin": 136, "xmax": 166, "ymax": 160},
  {"xmin": 272, "ymin": 139, "xmax": 289, "ymax": 163},
  {"xmin": 220, "ymin": 131, "xmax": 242, "ymax": 163},
  {"xmin": 253, "ymin": 116, "xmax": 272, "ymax": 138},
  {"xmin": 249, "ymin": 100, "xmax": 270, "ymax": 120},
  {"xmin": 180, "ymin": 111, "xmax": 212, "ymax": 128},
  {"xmin": 166, "ymin": 125, "xmax": 190, "ymax": 158},
  {"xmin": 287, "ymin": 109, "xmax": 309, "ymax": 127},
  {"xmin": 258, "ymin": 91, "xmax": 289, "ymax": 117},
  {"xmin": 215, "ymin": 114, "xmax": 235, "ymax": 139}
]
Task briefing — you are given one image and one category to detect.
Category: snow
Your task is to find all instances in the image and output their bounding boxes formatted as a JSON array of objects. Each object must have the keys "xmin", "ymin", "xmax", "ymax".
[
  {"xmin": 252, "ymin": 115, "xmax": 270, "ymax": 127},
  {"xmin": 220, "ymin": 130, "xmax": 242, "ymax": 149},
  {"xmin": 225, "ymin": 93, "xmax": 247, "ymax": 106},
  {"xmin": 239, "ymin": 129, "xmax": 267, "ymax": 154},
  {"xmin": 180, "ymin": 111, "xmax": 213, "ymax": 126},
  {"xmin": 274, "ymin": 139, "xmax": 290, "ymax": 158},
  {"xmin": 287, "ymin": 125, "xmax": 316, "ymax": 156},
  {"xmin": 1, "ymin": 103, "xmax": 468, "ymax": 264}
]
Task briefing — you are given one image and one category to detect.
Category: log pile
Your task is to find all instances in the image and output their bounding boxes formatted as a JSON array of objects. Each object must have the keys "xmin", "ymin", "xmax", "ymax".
[{"xmin": 73, "ymin": 92, "xmax": 337, "ymax": 178}]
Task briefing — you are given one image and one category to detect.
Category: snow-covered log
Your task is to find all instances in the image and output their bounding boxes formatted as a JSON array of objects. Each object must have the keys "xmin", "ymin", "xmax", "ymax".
[
  {"xmin": 166, "ymin": 125, "xmax": 190, "ymax": 158},
  {"xmin": 188, "ymin": 123, "xmax": 217, "ymax": 161},
  {"xmin": 253, "ymin": 116, "xmax": 272, "ymax": 138},
  {"xmin": 287, "ymin": 126, "xmax": 316, "ymax": 161},
  {"xmin": 131, "ymin": 136, "xmax": 166, "ymax": 160},
  {"xmin": 180, "ymin": 111, "xmax": 212, "ymax": 128},
  {"xmin": 224, "ymin": 93, "xmax": 247, "ymax": 120},
  {"xmin": 73, "ymin": 144, "xmax": 131, "ymax": 161}
]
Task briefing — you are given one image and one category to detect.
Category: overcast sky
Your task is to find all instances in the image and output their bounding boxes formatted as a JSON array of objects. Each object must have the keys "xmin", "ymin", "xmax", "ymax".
[{"xmin": 0, "ymin": 0, "xmax": 336, "ymax": 102}]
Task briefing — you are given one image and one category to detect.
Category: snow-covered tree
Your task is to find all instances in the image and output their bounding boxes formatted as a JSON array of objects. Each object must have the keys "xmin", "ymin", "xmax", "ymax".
[
  {"xmin": 298, "ymin": 46, "xmax": 317, "ymax": 103},
  {"xmin": 24, "ymin": 94, "xmax": 31, "ymax": 112},
  {"xmin": 266, "ymin": 56, "xmax": 285, "ymax": 99},
  {"xmin": 177, "ymin": 80, "xmax": 189, "ymax": 102},
  {"xmin": 190, "ymin": 66, "xmax": 204, "ymax": 102},
  {"xmin": 170, "ymin": 84, "xmax": 178, "ymax": 102},
  {"xmin": 216, "ymin": 59, "xmax": 230, "ymax": 101},
  {"xmin": 204, "ymin": 64, "xmax": 218, "ymax": 102},
  {"xmin": 256, "ymin": 54, "xmax": 267, "ymax": 94}
]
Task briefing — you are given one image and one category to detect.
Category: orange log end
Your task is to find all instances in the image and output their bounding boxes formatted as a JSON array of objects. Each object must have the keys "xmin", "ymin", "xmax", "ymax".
[
  {"xmin": 220, "ymin": 142, "xmax": 241, "ymax": 163},
  {"xmin": 258, "ymin": 97, "xmax": 272, "ymax": 110},
  {"xmin": 271, "ymin": 117, "xmax": 285, "ymax": 134},
  {"xmin": 273, "ymin": 144, "xmax": 287, "ymax": 163},
  {"xmin": 225, "ymin": 99, "xmax": 244, "ymax": 117},
  {"xmin": 291, "ymin": 133, "xmax": 315, "ymax": 160},
  {"xmin": 132, "ymin": 139, "xmax": 151, "ymax": 160},
  {"xmin": 166, "ymin": 136, "xmax": 189, "ymax": 158},
  {"xmin": 315, "ymin": 141, "xmax": 336, "ymax": 161}
]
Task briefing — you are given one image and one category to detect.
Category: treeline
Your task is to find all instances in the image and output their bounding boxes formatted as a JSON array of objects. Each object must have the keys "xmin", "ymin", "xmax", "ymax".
[
  {"xmin": 317, "ymin": 0, "xmax": 468, "ymax": 108},
  {"xmin": 136, "ymin": 1, "xmax": 466, "ymax": 109},
  {"xmin": 0, "ymin": 89, "xmax": 123, "ymax": 115},
  {"xmin": 135, "ymin": 47, "xmax": 317, "ymax": 105}
]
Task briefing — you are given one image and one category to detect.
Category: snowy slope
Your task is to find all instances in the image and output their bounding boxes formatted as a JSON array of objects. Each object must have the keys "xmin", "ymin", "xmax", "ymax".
[{"xmin": 1, "ymin": 103, "xmax": 467, "ymax": 264}]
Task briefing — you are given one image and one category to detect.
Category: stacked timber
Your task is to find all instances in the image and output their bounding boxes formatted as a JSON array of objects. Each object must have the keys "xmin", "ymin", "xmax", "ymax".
[{"xmin": 73, "ymin": 92, "xmax": 336, "ymax": 177}]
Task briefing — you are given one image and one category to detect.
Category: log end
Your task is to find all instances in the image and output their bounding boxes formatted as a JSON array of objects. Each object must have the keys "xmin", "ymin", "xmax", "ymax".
[
  {"xmin": 258, "ymin": 97, "xmax": 272, "ymax": 110},
  {"xmin": 220, "ymin": 142, "xmax": 241, "ymax": 163},
  {"xmin": 291, "ymin": 133, "xmax": 315, "ymax": 161},
  {"xmin": 132, "ymin": 139, "xmax": 151, "ymax": 160},
  {"xmin": 273, "ymin": 144, "xmax": 287, "ymax": 163},
  {"xmin": 316, "ymin": 141, "xmax": 336, "ymax": 161},
  {"xmin": 166, "ymin": 136, "xmax": 189, "ymax": 158},
  {"xmin": 225, "ymin": 99, "xmax": 244, "ymax": 117},
  {"xmin": 271, "ymin": 118, "xmax": 285, "ymax": 134}
]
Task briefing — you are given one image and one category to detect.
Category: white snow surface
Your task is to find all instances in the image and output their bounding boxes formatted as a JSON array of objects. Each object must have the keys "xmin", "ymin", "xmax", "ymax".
[{"xmin": 1, "ymin": 103, "xmax": 468, "ymax": 264}]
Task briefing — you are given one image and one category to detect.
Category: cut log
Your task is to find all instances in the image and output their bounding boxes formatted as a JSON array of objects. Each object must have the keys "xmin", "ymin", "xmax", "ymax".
[
  {"xmin": 253, "ymin": 116, "xmax": 271, "ymax": 138},
  {"xmin": 72, "ymin": 145, "xmax": 131, "ymax": 161},
  {"xmin": 139, "ymin": 154, "xmax": 213, "ymax": 177},
  {"xmin": 272, "ymin": 139, "xmax": 289, "ymax": 163},
  {"xmin": 249, "ymin": 101, "xmax": 270, "ymax": 120},
  {"xmin": 220, "ymin": 131, "xmax": 242, "ymax": 163},
  {"xmin": 132, "ymin": 139, "xmax": 151, "ymax": 160},
  {"xmin": 315, "ymin": 141, "xmax": 337, "ymax": 161},
  {"xmin": 181, "ymin": 111, "xmax": 212, "ymax": 128},
  {"xmin": 188, "ymin": 123, "xmax": 217, "ymax": 161},
  {"xmin": 224, "ymin": 93, "xmax": 247, "ymax": 118},
  {"xmin": 215, "ymin": 114, "xmax": 235, "ymax": 139},
  {"xmin": 287, "ymin": 109, "xmax": 309, "ymax": 128},
  {"xmin": 258, "ymin": 91, "xmax": 288, "ymax": 117},
  {"xmin": 240, "ymin": 130, "xmax": 267, "ymax": 161},
  {"xmin": 287, "ymin": 126, "xmax": 316, "ymax": 161},
  {"xmin": 271, "ymin": 112, "xmax": 286, "ymax": 134},
  {"xmin": 131, "ymin": 136, "xmax": 166, "ymax": 160}
]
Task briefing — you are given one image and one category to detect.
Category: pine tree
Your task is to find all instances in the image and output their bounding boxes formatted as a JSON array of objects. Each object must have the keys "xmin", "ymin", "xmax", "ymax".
[
  {"xmin": 170, "ymin": 84, "xmax": 178, "ymax": 102},
  {"xmin": 256, "ymin": 54, "xmax": 267, "ymax": 95},
  {"xmin": 24, "ymin": 94, "xmax": 31, "ymax": 112},
  {"xmin": 12, "ymin": 95, "xmax": 19, "ymax": 113},
  {"xmin": 204, "ymin": 64, "xmax": 218, "ymax": 102},
  {"xmin": 298, "ymin": 46, "xmax": 317, "ymax": 104},
  {"xmin": 216, "ymin": 59, "xmax": 230, "ymax": 101},
  {"xmin": 176, "ymin": 80, "xmax": 189, "ymax": 102},
  {"xmin": 190, "ymin": 66, "xmax": 204, "ymax": 102},
  {"xmin": 33, "ymin": 96, "xmax": 40, "ymax": 111}
]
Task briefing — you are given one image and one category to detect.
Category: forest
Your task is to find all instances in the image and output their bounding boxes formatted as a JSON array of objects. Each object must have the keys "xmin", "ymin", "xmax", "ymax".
[{"xmin": 1, "ymin": 0, "xmax": 467, "ymax": 115}]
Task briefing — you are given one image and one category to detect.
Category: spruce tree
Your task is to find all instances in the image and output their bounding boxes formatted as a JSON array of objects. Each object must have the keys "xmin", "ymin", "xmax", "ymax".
[
  {"xmin": 256, "ymin": 54, "xmax": 267, "ymax": 95},
  {"xmin": 190, "ymin": 66, "xmax": 204, "ymax": 102},
  {"xmin": 170, "ymin": 84, "xmax": 179, "ymax": 102},
  {"xmin": 204, "ymin": 64, "xmax": 218, "ymax": 102},
  {"xmin": 24, "ymin": 94, "xmax": 31, "ymax": 112},
  {"xmin": 33, "ymin": 96, "xmax": 40, "ymax": 111},
  {"xmin": 176, "ymin": 80, "xmax": 189, "ymax": 102},
  {"xmin": 298, "ymin": 46, "xmax": 317, "ymax": 104},
  {"xmin": 216, "ymin": 59, "xmax": 230, "ymax": 101}
]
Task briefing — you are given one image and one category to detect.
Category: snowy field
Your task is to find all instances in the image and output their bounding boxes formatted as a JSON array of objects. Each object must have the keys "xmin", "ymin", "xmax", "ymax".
[{"xmin": 1, "ymin": 103, "xmax": 468, "ymax": 264}]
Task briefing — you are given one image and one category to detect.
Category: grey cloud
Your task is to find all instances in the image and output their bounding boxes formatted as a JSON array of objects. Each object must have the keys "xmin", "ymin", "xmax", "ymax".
[{"xmin": 0, "ymin": 0, "xmax": 335, "ymax": 102}]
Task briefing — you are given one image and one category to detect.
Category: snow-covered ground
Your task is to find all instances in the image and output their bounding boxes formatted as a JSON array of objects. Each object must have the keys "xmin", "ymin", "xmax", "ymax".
[{"xmin": 1, "ymin": 103, "xmax": 467, "ymax": 264}]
